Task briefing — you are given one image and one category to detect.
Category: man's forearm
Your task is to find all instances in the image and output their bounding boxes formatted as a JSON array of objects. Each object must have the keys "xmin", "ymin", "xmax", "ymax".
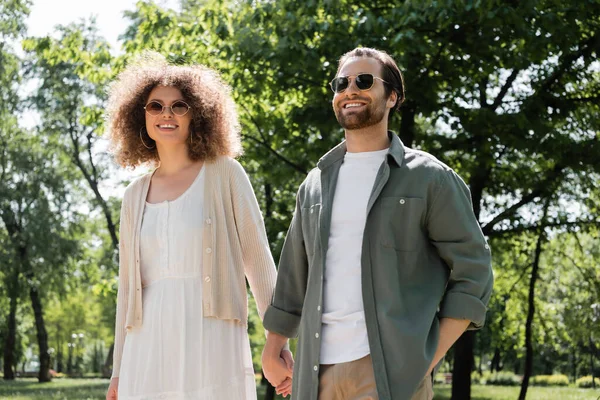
[
  {"xmin": 427, "ymin": 317, "xmax": 470, "ymax": 375},
  {"xmin": 264, "ymin": 331, "xmax": 289, "ymax": 357}
]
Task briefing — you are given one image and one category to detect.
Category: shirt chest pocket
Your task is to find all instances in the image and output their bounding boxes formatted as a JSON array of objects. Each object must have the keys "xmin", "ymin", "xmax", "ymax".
[
  {"xmin": 378, "ymin": 197, "xmax": 424, "ymax": 252},
  {"xmin": 301, "ymin": 203, "xmax": 321, "ymax": 255}
]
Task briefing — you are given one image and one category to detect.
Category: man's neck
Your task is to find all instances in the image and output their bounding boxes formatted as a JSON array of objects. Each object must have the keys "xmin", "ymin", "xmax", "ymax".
[{"xmin": 344, "ymin": 121, "xmax": 390, "ymax": 153}]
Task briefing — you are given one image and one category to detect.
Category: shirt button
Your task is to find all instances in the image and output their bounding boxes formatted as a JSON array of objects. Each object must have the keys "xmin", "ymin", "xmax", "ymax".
[
  {"xmin": 484, "ymin": 244, "xmax": 490, "ymax": 250},
  {"xmin": 204, "ymin": 276, "xmax": 211, "ymax": 282},
  {"xmin": 317, "ymin": 306, "xmax": 321, "ymax": 311},
  {"xmin": 315, "ymin": 333, "xmax": 319, "ymax": 338},
  {"xmin": 310, "ymin": 208, "xmax": 314, "ymax": 213},
  {"xmin": 399, "ymin": 199, "xmax": 406, "ymax": 205},
  {"xmin": 313, "ymin": 365, "xmax": 318, "ymax": 372},
  {"xmin": 206, "ymin": 248, "xmax": 212, "ymax": 254},
  {"xmin": 205, "ymin": 218, "xmax": 212, "ymax": 225}
]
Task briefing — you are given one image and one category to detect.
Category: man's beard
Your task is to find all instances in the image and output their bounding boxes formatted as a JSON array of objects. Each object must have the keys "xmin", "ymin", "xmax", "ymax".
[{"xmin": 335, "ymin": 102, "xmax": 386, "ymax": 130}]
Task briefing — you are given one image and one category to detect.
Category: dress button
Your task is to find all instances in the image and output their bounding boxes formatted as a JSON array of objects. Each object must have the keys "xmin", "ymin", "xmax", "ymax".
[
  {"xmin": 205, "ymin": 218, "xmax": 212, "ymax": 225},
  {"xmin": 313, "ymin": 365, "xmax": 318, "ymax": 372},
  {"xmin": 315, "ymin": 333, "xmax": 319, "ymax": 338},
  {"xmin": 204, "ymin": 276, "xmax": 211, "ymax": 282},
  {"xmin": 399, "ymin": 199, "xmax": 406, "ymax": 205},
  {"xmin": 206, "ymin": 248, "xmax": 212, "ymax": 254}
]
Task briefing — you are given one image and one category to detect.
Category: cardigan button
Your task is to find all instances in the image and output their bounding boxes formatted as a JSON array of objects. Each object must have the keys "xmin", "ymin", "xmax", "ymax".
[
  {"xmin": 205, "ymin": 218, "xmax": 212, "ymax": 225},
  {"xmin": 206, "ymin": 248, "xmax": 212, "ymax": 254},
  {"xmin": 204, "ymin": 276, "xmax": 211, "ymax": 283}
]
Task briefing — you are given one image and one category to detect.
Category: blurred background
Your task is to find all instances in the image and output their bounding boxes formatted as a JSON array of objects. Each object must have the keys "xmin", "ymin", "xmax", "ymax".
[{"xmin": 0, "ymin": 0, "xmax": 599, "ymax": 399}]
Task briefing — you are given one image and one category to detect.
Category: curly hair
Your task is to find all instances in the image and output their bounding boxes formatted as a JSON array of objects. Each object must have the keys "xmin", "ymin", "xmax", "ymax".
[{"xmin": 106, "ymin": 52, "xmax": 242, "ymax": 168}]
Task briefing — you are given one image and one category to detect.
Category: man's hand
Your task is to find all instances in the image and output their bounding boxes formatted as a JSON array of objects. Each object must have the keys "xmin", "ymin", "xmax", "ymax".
[
  {"xmin": 276, "ymin": 350, "xmax": 294, "ymax": 397},
  {"xmin": 426, "ymin": 318, "xmax": 470, "ymax": 377},
  {"xmin": 262, "ymin": 332, "xmax": 294, "ymax": 394}
]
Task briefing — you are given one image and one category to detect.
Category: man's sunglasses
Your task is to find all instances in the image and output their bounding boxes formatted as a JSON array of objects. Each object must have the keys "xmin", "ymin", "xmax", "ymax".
[
  {"xmin": 144, "ymin": 100, "xmax": 191, "ymax": 116},
  {"xmin": 329, "ymin": 73, "xmax": 389, "ymax": 93}
]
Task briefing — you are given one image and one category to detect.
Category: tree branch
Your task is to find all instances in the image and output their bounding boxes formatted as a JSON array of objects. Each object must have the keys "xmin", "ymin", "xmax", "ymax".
[
  {"xmin": 239, "ymin": 103, "xmax": 308, "ymax": 175},
  {"xmin": 490, "ymin": 68, "xmax": 520, "ymax": 111},
  {"xmin": 240, "ymin": 133, "xmax": 307, "ymax": 175},
  {"xmin": 487, "ymin": 219, "xmax": 598, "ymax": 238},
  {"xmin": 481, "ymin": 163, "xmax": 564, "ymax": 235}
]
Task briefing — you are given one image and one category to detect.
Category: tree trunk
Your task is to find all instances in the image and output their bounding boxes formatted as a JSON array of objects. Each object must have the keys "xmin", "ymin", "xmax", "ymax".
[
  {"xmin": 451, "ymin": 331, "xmax": 474, "ymax": 400},
  {"xmin": 451, "ymin": 136, "xmax": 491, "ymax": 399},
  {"xmin": 398, "ymin": 101, "xmax": 416, "ymax": 148},
  {"xmin": 590, "ymin": 335, "xmax": 596, "ymax": 390},
  {"xmin": 2, "ymin": 289, "xmax": 18, "ymax": 380},
  {"xmin": 518, "ymin": 212, "xmax": 547, "ymax": 400},
  {"xmin": 264, "ymin": 381, "xmax": 275, "ymax": 400},
  {"xmin": 491, "ymin": 347, "xmax": 501, "ymax": 373},
  {"xmin": 29, "ymin": 283, "xmax": 51, "ymax": 382},
  {"xmin": 571, "ymin": 350, "xmax": 577, "ymax": 383},
  {"xmin": 102, "ymin": 343, "xmax": 114, "ymax": 378},
  {"xmin": 478, "ymin": 347, "xmax": 483, "ymax": 375}
]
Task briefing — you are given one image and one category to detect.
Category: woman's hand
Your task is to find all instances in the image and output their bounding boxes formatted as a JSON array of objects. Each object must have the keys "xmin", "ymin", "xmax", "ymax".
[{"xmin": 106, "ymin": 377, "xmax": 119, "ymax": 400}]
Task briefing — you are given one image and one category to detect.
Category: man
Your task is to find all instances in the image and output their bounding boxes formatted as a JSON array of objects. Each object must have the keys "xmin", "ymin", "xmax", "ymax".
[{"xmin": 262, "ymin": 47, "xmax": 493, "ymax": 400}]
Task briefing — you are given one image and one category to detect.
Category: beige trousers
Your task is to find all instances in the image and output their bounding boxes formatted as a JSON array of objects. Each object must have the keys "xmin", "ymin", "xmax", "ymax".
[{"xmin": 318, "ymin": 355, "xmax": 433, "ymax": 400}]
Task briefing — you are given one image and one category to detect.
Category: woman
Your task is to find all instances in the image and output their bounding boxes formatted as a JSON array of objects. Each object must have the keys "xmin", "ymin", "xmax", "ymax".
[{"xmin": 105, "ymin": 53, "xmax": 292, "ymax": 400}]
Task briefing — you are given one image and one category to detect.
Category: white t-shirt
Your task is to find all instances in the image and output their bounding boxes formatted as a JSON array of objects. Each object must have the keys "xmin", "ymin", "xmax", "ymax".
[{"xmin": 320, "ymin": 148, "xmax": 388, "ymax": 364}]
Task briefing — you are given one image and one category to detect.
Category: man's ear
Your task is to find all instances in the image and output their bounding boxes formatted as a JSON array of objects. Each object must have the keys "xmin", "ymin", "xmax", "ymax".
[{"xmin": 387, "ymin": 90, "xmax": 398, "ymax": 109}]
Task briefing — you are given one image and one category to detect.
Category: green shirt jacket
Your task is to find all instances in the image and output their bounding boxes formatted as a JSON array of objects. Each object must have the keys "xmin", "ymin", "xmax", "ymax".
[{"xmin": 263, "ymin": 132, "xmax": 494, "ymax": 400}]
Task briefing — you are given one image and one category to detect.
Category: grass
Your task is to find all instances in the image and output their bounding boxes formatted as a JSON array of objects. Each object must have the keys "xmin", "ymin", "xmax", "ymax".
[
  {"xmin": 0, "ymin": 378, "xmax": 107, "ymax": 400},
  {"xmin": 432, "ymin": 383, "xmax": 600, "ymax": 400},
  {"xmin": 1, "ymin": 379, "xmax": 599, "ymax": 399}
]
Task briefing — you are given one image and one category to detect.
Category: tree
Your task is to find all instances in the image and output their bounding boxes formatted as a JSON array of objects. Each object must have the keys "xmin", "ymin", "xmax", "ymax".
[
  {"xmin": 0, "ymin": 0, "xmax": 31, "ymax": 380},
  {"xmin": 22, "ymin": 20, "xmax": 121, "ymax": 377}
]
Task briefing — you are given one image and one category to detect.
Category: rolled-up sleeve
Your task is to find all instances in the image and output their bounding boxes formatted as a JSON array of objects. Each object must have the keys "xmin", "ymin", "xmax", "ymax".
[
  {"xmin": 263, "ymin": 188, "xmax": 309, "ymax": 338},
  {"xmin": 427, "ymin": 170, "xmax": 494, "ymax": 329}
]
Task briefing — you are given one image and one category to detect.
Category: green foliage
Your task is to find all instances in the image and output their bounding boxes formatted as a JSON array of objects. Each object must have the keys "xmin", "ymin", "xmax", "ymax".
[
  {"xmin": 530, "ymin": 374, "xmax": 570, "ymax": 387},
  {"xmin": 484, "ymin": 371, "xmax": 522, "ymax": 386},
  {"xmin": 576, "ymin": 376, "xmax": 600, "ymax": 388},
  {"xmin": 2, "ymin": 0, "xmax": 599, "ymax": 385}
]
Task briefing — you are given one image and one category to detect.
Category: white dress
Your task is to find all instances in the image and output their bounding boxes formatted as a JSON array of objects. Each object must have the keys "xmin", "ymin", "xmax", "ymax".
[{"xmin": 118, "ymin": 168, "xmax": 257, "ymax": 400}]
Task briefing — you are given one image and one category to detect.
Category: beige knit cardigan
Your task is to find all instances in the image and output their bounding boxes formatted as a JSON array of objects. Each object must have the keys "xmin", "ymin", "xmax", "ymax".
[{"xmin": 112, "ymin": 156, "xmax": 277, "ymax": 378}]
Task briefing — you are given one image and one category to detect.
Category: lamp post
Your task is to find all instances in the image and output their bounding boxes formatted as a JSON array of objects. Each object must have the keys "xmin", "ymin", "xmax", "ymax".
[
  {"xmin": 77, "ymin": 333, "xmax": 85, "ymax": 374},
  {"xmin": 590, "ymin": 303, "xmax": 599, "ymax": 390},
  {"xmin": 67, "ymin": 342, "xmax": 74, "ymax": 375}
]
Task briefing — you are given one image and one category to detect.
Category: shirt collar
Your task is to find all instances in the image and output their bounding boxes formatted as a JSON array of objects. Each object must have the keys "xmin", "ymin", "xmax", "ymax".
[{"xmin": 317, "ymin": 131, "xmax": 405, "ymax": 170}]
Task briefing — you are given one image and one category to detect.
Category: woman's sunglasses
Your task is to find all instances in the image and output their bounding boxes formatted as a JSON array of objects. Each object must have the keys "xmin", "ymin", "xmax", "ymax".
[
  {"xmin": 329, "ymin": 73, "xmax": 389, "ymax": 93},
  {"xmin": 144, "ymin": 100, "xmax": 191, "ymax": 116}
]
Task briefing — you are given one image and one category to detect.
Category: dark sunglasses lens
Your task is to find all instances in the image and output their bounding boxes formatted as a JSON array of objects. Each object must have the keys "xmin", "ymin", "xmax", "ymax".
[
  {"xmin": 356, "ymin": 74, "xmax": 374, "ymax": 90},
  {"xmin": 146, "ymin": 102, "xmax": 163, "ymax": 115},
  {"xmin": 332, "ymin": 77, "xmax": 349, "ymax": 93},
  {"xmin": 171, "ymin": 101, "xmax": 189, "ymax": 116}
]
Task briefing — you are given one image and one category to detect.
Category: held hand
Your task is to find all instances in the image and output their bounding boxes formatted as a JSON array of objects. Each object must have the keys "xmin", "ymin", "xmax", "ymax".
[
  {"xmin": 106, "ymin": 377, "xmax": 119, "ymax": 400},
  {"xmin": 280, "ymin": 349, "xmax": 294, "ymax": 373},
  {"xmin": 276, "ymin": 349, "xmax": 294, "ymax": 397},
  {"xmin": 276, "ymin": 376, "xmax": 292, "ymax": 398},
  {"xmin": 262, "ymin": 348, "xmax": 293, "ymax": 388}
]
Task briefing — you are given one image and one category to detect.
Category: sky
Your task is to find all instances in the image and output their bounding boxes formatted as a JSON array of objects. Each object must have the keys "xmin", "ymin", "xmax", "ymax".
[
  {"xmin": 26, "ymin": 0, "xmax": 179, "ymax": 51},
  {"xmin": 23, "ymin": 0, "xmax": 180, "ymax": 197}
]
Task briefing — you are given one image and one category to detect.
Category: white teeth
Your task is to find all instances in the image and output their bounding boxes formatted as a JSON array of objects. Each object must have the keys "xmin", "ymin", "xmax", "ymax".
[
  {"xmin": 345, "ymin": 103, "xmax": 363, "ymax": 108},
  {"xmin": 158, "ymin": 124, "xmax": 177, "ymax": 128}
]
